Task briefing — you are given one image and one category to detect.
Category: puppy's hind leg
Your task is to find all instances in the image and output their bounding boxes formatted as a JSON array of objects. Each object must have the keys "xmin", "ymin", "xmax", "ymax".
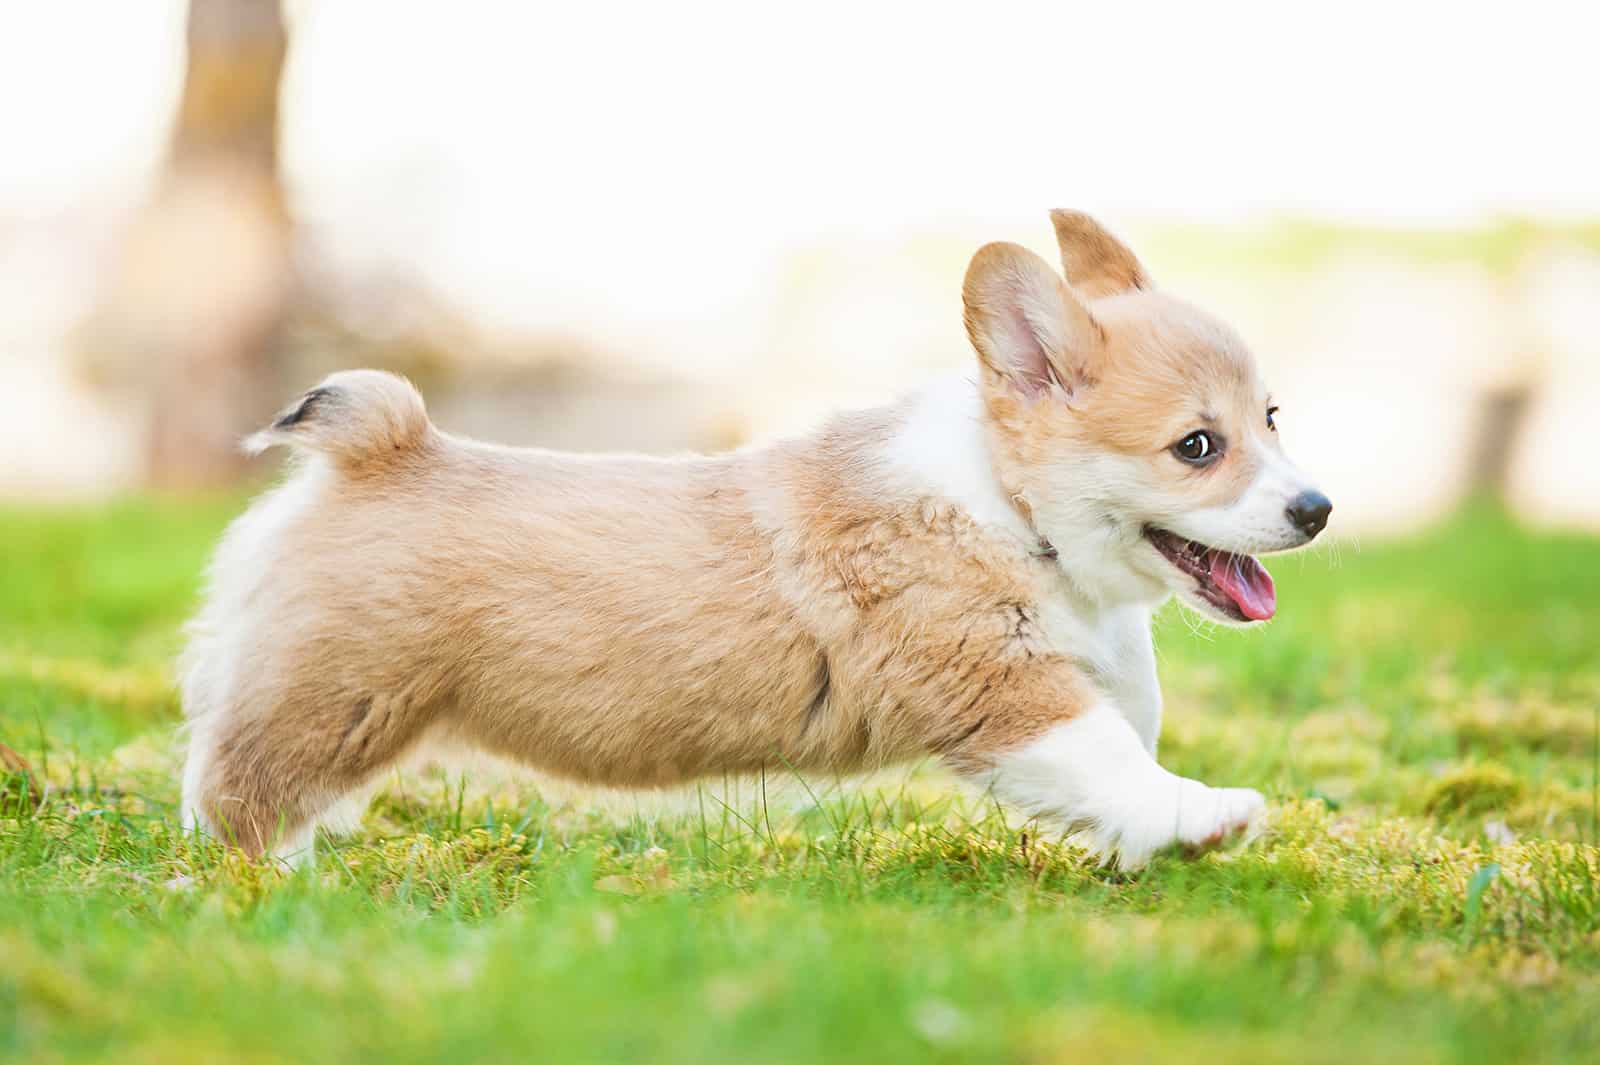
[
  {"xmin": 182, "ymin": 720, "xmax": 315, "ymax": 863},
  {"xmin": 183, "ymin": 686, "xmax": 433, "ymax": 864}
]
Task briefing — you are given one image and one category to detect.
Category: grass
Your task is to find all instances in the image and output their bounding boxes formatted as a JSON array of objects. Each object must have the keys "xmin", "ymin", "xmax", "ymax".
[
  {"xmin": 2, "ymin": 498, "xmax": 1598, "ymax": 1063},
  {"xmin": 1138, "ymin": 215, "xmax": 1600, "ymax": 278}
]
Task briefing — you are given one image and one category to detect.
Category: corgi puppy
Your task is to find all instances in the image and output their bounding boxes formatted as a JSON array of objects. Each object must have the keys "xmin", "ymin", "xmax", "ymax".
[{"xmin": 180, "ymin": 211, "xmax": 1329, "ymax": 868}]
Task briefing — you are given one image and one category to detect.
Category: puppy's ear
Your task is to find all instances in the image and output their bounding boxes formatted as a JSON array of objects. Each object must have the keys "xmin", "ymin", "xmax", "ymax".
[
  {"xmin": 962, "ymin": 242, "xmax": 1101, "ymax": 398},
  {"xmin": 1048, "ymin": 210, "xmax": 1150, "ymax": 298}
]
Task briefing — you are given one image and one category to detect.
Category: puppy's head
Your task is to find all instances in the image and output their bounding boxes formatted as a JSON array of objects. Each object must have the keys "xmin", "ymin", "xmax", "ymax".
[{"xmin": 964, "ymin": 211, "xmax": 1329, "ymax": 625}]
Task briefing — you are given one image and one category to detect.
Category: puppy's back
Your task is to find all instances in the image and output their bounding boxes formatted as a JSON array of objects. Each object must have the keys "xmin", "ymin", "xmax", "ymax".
[{"xmin": 180, "ymin": 375, "xmax": 843, "ymax": 853}]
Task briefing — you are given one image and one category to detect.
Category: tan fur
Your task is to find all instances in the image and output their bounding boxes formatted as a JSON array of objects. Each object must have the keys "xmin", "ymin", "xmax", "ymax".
[
  {"xmin": 181, "ymin": 211, "xmax": 1314, "ymax": 860},
  {"xmin": 183, "ymin": 398, "xmax": 1093, "ymax": 853}
]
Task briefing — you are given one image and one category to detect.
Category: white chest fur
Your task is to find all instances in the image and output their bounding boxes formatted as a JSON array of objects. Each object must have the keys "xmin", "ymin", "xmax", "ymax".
[{"xmin": 1036, "ymin": 597, "xmax": 1162, "ymax": 753}]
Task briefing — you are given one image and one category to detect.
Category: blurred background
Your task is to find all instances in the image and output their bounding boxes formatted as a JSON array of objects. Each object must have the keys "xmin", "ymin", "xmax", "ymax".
[{"xmin": 3, "ymin": 0, "xmax": 1598, "ymax": 535}]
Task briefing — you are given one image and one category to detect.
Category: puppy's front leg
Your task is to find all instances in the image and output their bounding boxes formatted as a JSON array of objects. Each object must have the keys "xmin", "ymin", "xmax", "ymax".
[{"xmin": 970, "ymin": 704, "xmax": 1263, "ymax": 869}]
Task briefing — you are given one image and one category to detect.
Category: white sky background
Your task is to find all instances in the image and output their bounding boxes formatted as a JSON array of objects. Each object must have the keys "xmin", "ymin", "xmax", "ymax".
[
  {"xmin": 3, "ymin": 1, "xmax": 1596, "ymax": 331},
  {"xmin": 290, "ymin": 0, "xmax": 1600, "ymax": 360},
  {"xmin": 1, "ymin": 0, "xmax": 1598, "ymax": 517}
]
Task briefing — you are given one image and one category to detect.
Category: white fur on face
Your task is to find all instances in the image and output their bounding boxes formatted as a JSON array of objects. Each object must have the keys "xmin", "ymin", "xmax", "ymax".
[
  {"xmin": 977, "ymin": 704, "xmax": 1264, "ymax": 869},
  {"xmin": 1022, "ymin": 449, "xmax": 1176, "ymax": 608},
  {"xmin": 1169, "ymin": 443, "xmax": 1322, "ymax": 556},
  {"xmin": 1020, "ymin": 429, "xmax": 1324, "ymax": 625}
]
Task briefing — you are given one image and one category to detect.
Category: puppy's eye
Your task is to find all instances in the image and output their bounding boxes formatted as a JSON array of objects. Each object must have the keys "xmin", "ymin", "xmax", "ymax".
[
  {"xmin": 1173, "ymin": 431, "xmax": 1217, "ymax": 464},
  {"xmin": 1267, "ymin": 405, "xmax": 1279, "ymax": 432}
]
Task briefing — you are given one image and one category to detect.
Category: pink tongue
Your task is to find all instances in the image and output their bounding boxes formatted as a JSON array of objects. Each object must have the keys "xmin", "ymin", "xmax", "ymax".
[{"xmin": 1208, "ymin": 551, "xmax": 1277, "ymax": 621}]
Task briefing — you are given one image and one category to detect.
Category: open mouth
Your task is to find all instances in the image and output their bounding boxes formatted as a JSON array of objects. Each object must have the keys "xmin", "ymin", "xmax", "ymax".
[{"xmin": 1143, "ymin": 527, "xmax": 1276, "ymax": 622}]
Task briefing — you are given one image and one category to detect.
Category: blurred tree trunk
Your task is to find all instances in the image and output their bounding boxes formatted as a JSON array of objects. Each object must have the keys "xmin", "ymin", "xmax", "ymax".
[
  {"xmin": 81, "ymin": 0, "xmax": 293, "ymax": 489},
  {"xmin": 1467, "ymin": 383, "xmax": 1534, "ymax": 501}
]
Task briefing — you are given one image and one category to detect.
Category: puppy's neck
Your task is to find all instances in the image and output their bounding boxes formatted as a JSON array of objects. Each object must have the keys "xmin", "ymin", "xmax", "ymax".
[
  {"xmin": 880, "ymin": 372, "xmax": 1166, "ymax": 615},
  {"xmin": 881, "ymin": 373, "xmax": 1034, "ymax": 542}
]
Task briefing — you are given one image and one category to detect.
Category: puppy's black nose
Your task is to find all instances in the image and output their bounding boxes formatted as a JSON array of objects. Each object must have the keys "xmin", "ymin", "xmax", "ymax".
[{"xmin": 1286, "ymin": 490, "xmax": 1332, "ymax": 538}]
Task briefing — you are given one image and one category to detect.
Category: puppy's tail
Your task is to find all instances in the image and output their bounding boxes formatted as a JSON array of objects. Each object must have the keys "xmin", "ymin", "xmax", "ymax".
[{"xmin": 246, "ymin": 370, "xmax": 433, "ymax": 470}]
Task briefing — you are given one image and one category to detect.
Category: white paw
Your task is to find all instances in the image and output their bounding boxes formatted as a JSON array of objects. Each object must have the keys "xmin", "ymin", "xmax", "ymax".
[
  {"xmin": 1075, "ymin": 780, "xmax": 1265, "ymax": 870},
  {"xmin": 1175, "ymin": 784, "xmax": 1265, "ymax": 851},
  {"xmin": 976, "ymin": 707, "xmax": 1268, "ymax": 872}
]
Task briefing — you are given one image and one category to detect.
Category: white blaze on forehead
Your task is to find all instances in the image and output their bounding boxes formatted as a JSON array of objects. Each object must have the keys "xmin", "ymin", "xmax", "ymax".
[{"xmin": 1250, "ymin": 444, "xmax": 1312, "ymax": 508}]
